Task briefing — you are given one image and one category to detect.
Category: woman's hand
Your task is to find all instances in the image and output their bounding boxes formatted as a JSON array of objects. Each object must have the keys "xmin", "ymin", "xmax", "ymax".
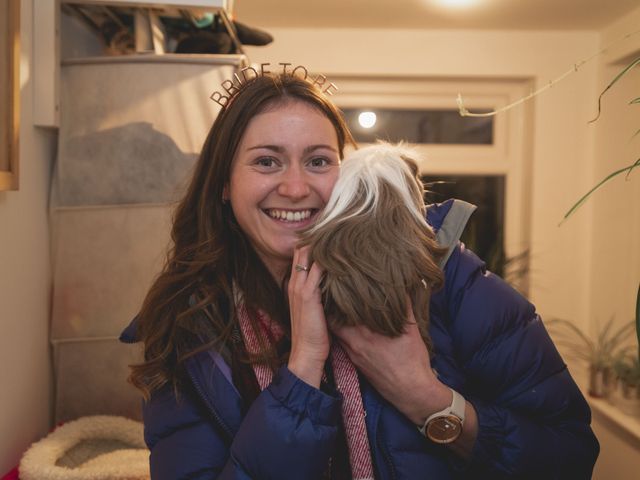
[
  {"xmin": 287, "ymin": 246, "xmax": 330, "ymax": 388},
  {"xmin": 332, "ymin": 302, "xmax": 451, "ymax": 426}
]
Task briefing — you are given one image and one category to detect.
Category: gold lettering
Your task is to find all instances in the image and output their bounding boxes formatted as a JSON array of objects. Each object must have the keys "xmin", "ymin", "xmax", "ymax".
[
  {"xmin": 221, "ymin": 79, "xmax": 239, "ymax": 96},
  {"xmin": 260, "ymin": 63, "xmax": 271, "ymax": 76},
  {"xmin": 240, "ymin": 66, "xmax": 259, "ymax": 82},
  {"xmin": 210, "ymin": 91, "xmax": 229, "ymax": 107},
  {"xmin": 279, "ymin": 62, "xmax": 292, "ymax": 75},
  {"xmin": 291, "ymin": 65, "xmax": 308, "ymax": 80},
  {"xmin": 212, "ymin": 66, "xmax": 337, "ymax": 107},
  {"xmin": 311, "ymin": 74, "xmax": 327, "ymax": 89},
  {"xmin": 323, "ymin": 83, "xmax": 338, "ymax": 96}
]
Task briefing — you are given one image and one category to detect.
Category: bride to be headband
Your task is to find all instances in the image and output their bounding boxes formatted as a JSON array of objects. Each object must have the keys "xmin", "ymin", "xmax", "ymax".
[{"xmin": 209, "ymin": 62, "xmax": 338, "ymax": 108}]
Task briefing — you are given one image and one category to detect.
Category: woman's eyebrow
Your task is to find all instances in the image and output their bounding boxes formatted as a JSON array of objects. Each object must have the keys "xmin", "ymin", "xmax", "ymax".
[
  {"xmin": 304, "ymin": 144, "xmax": 338, "ymax": 154},
  {"xmin": 246, "ymin": 144, "xmax": 338, "ymax": 154},
  {"xmin": 246, "ymin": 144, "xmax": 285, "ymax": 153}
]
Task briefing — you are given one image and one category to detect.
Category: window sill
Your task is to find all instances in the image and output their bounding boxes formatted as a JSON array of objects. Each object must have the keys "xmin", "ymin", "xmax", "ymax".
[{"xmin": 588, "ymin": 396, "xmax": 640, "ymax": 442}]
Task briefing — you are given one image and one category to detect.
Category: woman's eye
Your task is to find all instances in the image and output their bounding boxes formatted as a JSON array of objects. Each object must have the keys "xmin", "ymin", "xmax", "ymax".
[
  {"xmin": 256, "ymin": 157, "xmax": 276, "ymax": 167},
  {"xmin": 309, "ymin": 157, "xmax": 329, "ymax": 167}
]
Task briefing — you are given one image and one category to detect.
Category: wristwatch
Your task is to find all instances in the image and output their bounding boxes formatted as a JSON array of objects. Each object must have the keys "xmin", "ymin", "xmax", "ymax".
[{"xmin": 418, "ymin": 388, "xmax": 466, "ymax": 444}]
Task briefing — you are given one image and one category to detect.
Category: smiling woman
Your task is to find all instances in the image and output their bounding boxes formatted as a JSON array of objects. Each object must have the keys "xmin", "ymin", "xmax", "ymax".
[
  {"xmin": 121, "ymin": 70, "xmax": 599, "ymax": 480},
  {"xmin": 0, "ymin": 0, "xmax": 19, "ymax": 191}
]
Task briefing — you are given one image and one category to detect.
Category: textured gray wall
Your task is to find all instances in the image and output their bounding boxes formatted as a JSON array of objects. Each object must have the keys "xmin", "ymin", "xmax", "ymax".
[{"xmin": 51, "ymin": 57, "xmax": 237, "ymax": 422}]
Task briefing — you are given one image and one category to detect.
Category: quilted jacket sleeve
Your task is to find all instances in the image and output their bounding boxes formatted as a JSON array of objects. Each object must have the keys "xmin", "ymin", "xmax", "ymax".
[
  {"xmin": 441, "ymin": 244, "xmax": 599, "ymax": 479},
  {"xmin": 144, "ymin": 365, "xmax": 341, "ymax": 480}
]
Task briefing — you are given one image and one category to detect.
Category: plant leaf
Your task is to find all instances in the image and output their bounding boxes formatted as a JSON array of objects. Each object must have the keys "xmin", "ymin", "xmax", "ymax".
[
  {"xmin": 553, "ymin": 341, "xmax": 594, "ymax": 363},
  {"xmin": 596, "ymin": 317, "xmax": 614, "ymax": 352},
  {"xmin": 590, "ymin": 56, "xmax": 640, "ymax": 123},
  {"xmin": 503, "ymin": 249, "xmax": 530, "ymax": 266},
  {"xmin": 561, "ymin": 158, "xmax": 640, "ymax": 223},
  {"xmin": 630, "ymin": 97, "xmax": 640, "ymax": 105},
  {"xmin": 624, "ymin": 157, "xmax": 640, "ymax": 180},
  {"xmin": 602, "ymin": 321, "xmax": 634, "ymax": 354},
  {"xmin": 546, "ymin": 318, "xmax": 595, "ymax": 350}
]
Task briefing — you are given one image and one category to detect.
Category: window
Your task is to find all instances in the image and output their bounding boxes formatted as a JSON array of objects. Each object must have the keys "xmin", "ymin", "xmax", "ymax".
[
  {"xmin": 422, "ymin": 174, "xmax": 506, "ymax": 274},
  {"xmin": 342, "ymin": 108, "xmax": 493, "ymax": 145},
  {"xmin": 333, "ymin": 76, "xmax": 532, "ymax": 292}
]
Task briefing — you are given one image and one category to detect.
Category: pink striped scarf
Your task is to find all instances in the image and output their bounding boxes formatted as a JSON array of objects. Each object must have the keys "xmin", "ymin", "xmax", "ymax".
[{"xmin": 236, "ymin": 299, "xmax": 375, "ymax": 480}]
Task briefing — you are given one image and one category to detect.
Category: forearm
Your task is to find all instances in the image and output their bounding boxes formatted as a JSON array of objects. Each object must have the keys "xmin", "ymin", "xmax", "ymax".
[{"xmin": 288, "ymin": 349, "xmax": 326, "ymax": 388}]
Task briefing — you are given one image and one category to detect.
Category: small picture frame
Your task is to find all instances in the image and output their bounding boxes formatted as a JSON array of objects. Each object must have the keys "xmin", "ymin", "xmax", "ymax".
[{"xmin": 0, "ymin": 0, "xmax": 20, "ymax": 191}]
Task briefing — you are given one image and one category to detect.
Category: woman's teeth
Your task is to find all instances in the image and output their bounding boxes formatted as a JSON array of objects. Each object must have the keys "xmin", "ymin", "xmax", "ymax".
[{"xmin": 267, "ymin": 209, "xmax": 313, "ymax": 222}]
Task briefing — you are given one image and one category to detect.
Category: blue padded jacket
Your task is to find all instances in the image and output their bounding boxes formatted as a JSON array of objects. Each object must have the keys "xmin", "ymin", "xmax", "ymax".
[{"xmin": 120, "ymin": 199, "xmax": 599, "ymax": 479}]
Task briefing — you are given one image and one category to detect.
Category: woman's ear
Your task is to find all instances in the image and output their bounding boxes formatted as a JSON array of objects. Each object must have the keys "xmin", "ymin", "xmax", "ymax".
[{"xmin": 222, "ymin": 184, "xmax": 229, "ymax": 204}]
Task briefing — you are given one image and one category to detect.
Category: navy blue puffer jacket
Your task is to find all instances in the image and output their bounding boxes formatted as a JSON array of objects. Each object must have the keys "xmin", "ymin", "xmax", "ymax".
[{"xmin": 120, "ymin": 199, "xmax": 599, "ymax": 479}]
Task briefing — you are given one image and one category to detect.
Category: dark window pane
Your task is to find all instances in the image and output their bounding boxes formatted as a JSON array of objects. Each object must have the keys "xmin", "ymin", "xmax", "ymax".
[
  {"xmin": 422, "ymin": 175, "xmax": 505, "ymax": 275},
  {"xmin": 342, "ymin": 108, "xmax": 493, "ymax": 145}
]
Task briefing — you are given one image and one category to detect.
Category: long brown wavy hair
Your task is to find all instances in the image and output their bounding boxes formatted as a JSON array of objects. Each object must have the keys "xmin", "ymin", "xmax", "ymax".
[{"xmin": 129, "ymin": 73, "xmax": 355, "ymax": 399}]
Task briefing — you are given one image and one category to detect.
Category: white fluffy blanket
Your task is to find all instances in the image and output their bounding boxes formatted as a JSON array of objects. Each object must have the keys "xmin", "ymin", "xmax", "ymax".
[{"xmin": 19, "ymin": 415, "xmax": 149, "ymax": 480}]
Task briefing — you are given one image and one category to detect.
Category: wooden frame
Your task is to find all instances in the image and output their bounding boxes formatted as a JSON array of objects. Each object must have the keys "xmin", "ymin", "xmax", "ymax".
[{"xmin": 0, "ymin": 0, "xmax": 20, "ymax": 191}]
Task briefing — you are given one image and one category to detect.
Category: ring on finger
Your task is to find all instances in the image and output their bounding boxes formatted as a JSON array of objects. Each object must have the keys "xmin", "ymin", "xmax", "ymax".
[{"xmin": 295, "ymin": 264, "xmax": 310, "ymax": 272}]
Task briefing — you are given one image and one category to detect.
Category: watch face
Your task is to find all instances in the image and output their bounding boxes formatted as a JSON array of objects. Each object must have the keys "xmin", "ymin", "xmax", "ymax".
[{"xmin": 426, "ymin": 415, "xmax": 462, "ymax": 444}]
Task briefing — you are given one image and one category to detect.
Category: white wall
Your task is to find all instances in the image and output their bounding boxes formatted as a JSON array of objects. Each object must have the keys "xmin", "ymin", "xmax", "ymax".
[{"xmin": 0, "ymin": 0, "xmax": 55, "ymax": 474}]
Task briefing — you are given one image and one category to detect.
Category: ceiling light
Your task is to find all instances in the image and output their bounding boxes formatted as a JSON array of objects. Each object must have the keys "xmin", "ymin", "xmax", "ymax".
[
  {"xmin": 435, "ymin": 0, "xmax": 479, "ymax": 8},
  {"xmin": 358, "ymin": 111, "xmax": 377, "ymax": 129}
]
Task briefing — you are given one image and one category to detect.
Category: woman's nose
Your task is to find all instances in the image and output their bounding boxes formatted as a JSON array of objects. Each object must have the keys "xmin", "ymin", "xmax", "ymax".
[{"xmin": 277, "ymin": 166, "xmax": 311, "ymax": 200}]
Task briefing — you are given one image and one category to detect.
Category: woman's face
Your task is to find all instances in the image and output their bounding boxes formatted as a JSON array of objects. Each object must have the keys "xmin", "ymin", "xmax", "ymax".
[{"xmin": 228, "ymin": 100, "xmax": 341, "ymax": 279}]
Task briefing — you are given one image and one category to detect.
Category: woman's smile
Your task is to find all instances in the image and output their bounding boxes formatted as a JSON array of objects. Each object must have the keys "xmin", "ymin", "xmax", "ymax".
[{"xmin": 264, "ymin": 208, "xmax": 318, "ymax": 223}]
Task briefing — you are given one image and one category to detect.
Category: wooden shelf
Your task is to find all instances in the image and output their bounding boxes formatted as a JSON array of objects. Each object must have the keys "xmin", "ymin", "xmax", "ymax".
[
  {"xmin": 62, "ymin": 53, "xmax": 247, "ymax": 67},
  {"xmin": 35, "ymin": 0, "xmax": 237, "ymax": 127},
  {"xmin": 60, "ymin": 1, "xmax": 229, "ymax": 10}
]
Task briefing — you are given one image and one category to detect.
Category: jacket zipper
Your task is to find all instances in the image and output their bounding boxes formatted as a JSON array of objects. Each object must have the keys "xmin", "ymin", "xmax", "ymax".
[{"xmin": 188, "ymin": 367, "xmax": 235, "ymax": 446}]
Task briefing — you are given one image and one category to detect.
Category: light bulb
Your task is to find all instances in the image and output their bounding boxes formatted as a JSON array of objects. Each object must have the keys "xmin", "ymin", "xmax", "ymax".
[
  {"xmin": 434, "ymin": 0, "xmax": 478, "ymax": 8},
  {"xmin": 358, "ymin": 111, "xmax": 377, "ymax": 129}
]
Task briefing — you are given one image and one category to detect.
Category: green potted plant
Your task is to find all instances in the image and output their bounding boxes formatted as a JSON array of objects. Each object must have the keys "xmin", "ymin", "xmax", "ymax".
[
  {"xmin": 560, "ymin": 54, "xmax": 640, "ymax": 412},
  {"xmin": 546, "ymin": 318, "xmax": 634, "ymax": 397},
  {"xmin": 612, "ymin": 353, "xmax": 640, "ymax": 415}
]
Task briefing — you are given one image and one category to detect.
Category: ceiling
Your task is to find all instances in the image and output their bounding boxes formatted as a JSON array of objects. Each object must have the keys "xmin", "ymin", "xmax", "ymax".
[{"xmin": 234, "ymin": 0, "xmax": 639, "ymax": 31}]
